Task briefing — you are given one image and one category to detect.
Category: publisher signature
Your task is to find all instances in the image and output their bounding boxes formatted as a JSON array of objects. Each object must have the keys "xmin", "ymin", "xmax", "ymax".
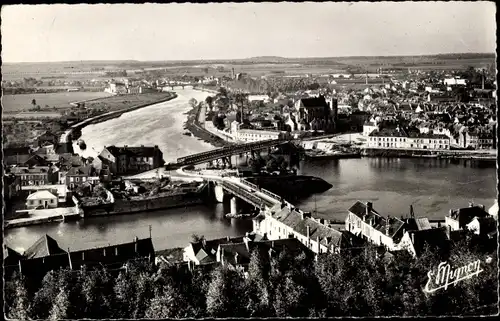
[{"xmin": 424, "ymin": 259, "xmax": 484, "ymax": 294}]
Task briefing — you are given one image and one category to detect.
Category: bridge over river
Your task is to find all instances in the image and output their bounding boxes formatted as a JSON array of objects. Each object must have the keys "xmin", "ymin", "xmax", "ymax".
[{"xmin": 176, "ymin": 138, "xmax": 292, "ymax": 166}]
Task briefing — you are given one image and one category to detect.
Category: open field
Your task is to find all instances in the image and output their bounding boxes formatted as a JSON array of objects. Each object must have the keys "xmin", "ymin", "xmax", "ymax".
[
  {"xmin": 2, "ymin": 91, "xmax": 114, "ymax": 112},
  {"xmin": 2, "ymin": 53, "xmax": 494, "ymax": 80},
  {"xmin": 82, "ymin": 92, "xmax": 174, "ymax": 112}
]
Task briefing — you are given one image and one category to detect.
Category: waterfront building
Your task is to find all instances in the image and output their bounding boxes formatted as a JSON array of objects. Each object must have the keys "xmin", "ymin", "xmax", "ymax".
[
  {"xmin": 105, "ymin": 81, "xmax": 128, "ymax": 94},
  {"xmin": 253, "ymin": 204, "xmax": 353, "ymax": 254},
  {"xmin": 233, "ymin": 128, "xmax": 288, "ymax": 143},
  {"xmin": 367, "ymin": 127, "xmax": 450, "ymax": 150},
  {"xmin": 21, "ymin": 184, "xmax": 69, "ymax": 204},
  {"xmin": 26, "ymin": 190, "xmax": 58, "ymax": 209},
  {"xmin": 98, "ymin": 145, "xmax": 164, "ymax": 175}
]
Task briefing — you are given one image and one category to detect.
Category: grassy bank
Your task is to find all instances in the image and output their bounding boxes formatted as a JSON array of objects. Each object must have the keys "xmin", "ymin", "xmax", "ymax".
[
  {"xmin": 3, "ymin": 92, "xmax": 177, "ymax": 147},
  {"xmin": 183, "ymin": 103, "xmax": 233, "ymax": 148}
]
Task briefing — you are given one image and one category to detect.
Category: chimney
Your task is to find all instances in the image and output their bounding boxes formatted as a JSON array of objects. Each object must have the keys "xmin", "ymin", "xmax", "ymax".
[
  {"xmin": 385, "ymin": 218, "xmax": 390, "ymax": 236},
  {"xmin": 134, "ymin": 236, "xmax": 139, "ymax": 253},
  {"xmin": 271, "ymin": 241, "xmax": 275, "ymax": 248},
  {"xmin": 103, "ymin": 247, "xmax": 107, "ymax": 257},
  {"xmin": 306, "ymin": 225, "xmax": 311, "ymax": 239},
  {"xmin": 82, "ymin": 251, "xmax": 85, "ymax": 260},
  {"xmin": 226, "ymin": 236, "xmax": 230, "ymax": 241},
  {"xmin": 366, "ymin": 202, "xmax": 373, "ymax": 215},
  {"xmin": 154, "ymin": 145, "xmax": 158, "ymax": 149},
  {"xmin": 319, "ymin": 218, "xmax": 325, "ymax": 225},
  {"xmin": 410, "ymin": 232, "xmax": 414, "ymax": 244},
  {"xmin": 469, "ymin": 202, "xmax": 474, "ymax": 208},
  {"xmin": 115, "ymin": 247, "xmax": 119, "ymax": 256},
  {"xmin": 202, "ymin": 238, "xmax": 207, "ymax": 247},
  {"xmin": 234, "ymin": 252, "xmax": 239, "ymax": 265}
]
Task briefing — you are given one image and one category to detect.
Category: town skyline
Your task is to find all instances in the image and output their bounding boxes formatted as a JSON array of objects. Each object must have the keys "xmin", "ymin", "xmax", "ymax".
[{"xmin": 1, "ymin": 2, "xmax": 496, "ymax": 63}]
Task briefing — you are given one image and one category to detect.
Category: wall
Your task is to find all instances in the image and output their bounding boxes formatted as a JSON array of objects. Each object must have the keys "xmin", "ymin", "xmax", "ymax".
[{"xmin": 82, "ymin": 193, "xmax": 203, "ymax": 217}]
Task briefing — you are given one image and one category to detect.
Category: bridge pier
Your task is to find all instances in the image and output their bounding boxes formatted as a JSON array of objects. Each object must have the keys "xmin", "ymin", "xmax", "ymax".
[
  {"xmin": 230, "ymin": 197, "xmax": 238, "ymax": 215},
  {"xmin": 225, "ymin": 157, "xmax": 232, "ymax": 168},
  {"xmin": 214, "ymin": 184, "xmax": 225, "ymax": 203}
]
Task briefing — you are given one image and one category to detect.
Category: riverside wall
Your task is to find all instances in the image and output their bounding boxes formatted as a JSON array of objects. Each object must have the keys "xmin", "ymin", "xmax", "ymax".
[
  {"xmin": 81, "ymin": 192, "xmax": 204, "ymax": 217},
  {"xmin": 362, "ymin": 147, "xmax": 496, "ymax": 160}
]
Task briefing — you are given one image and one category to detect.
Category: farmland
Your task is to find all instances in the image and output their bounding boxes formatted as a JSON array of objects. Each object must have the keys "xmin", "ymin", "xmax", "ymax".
[{"xmin": 2, "ymin": 91, "xmax": 113, "ymax": 112}]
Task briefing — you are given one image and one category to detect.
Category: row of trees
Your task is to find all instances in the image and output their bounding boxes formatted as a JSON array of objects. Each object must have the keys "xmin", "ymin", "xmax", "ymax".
[{"xmin": 5, "ymin": 239, "xmax": 497, "ymax": 319}]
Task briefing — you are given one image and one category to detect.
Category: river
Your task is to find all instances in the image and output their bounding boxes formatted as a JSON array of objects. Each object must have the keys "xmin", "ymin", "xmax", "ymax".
[{"xmin": 4, "ymin": 89, "xmax": 497, "ymax": 253}]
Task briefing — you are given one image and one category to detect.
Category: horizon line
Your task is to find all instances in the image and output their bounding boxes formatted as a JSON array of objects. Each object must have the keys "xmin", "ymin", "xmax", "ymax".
[{"xmin": 2, "ymin": 52, "xmax": 496, "ymax": 64}]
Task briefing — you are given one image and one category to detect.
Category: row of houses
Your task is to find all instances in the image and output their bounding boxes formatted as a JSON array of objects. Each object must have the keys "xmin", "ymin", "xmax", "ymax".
[{"xmin": 4, "ymin": 235, "xmax": 155, "ymax": 281}]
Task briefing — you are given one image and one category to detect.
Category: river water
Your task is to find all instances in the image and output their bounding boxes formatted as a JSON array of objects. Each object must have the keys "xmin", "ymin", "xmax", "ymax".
[{"xmin": 4, "ymin": 89, "xmax": 497, "ymax": 253}]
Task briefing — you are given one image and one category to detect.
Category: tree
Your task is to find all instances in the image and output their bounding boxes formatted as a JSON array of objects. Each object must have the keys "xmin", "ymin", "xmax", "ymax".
[
  {"xmin": 7, "ymin": 276, "xmax": 31, "ymax": 320},
  {"xmin": 206, "ymin": 266, "xmax": 247, "ymax": 317},
  {"xmin": 113, "ymin": 270, "xmax": 137, "ymax": 318},
  {"xmin": 189, "ymin": 98, "xmax": 198, "ymax": 109},
  {"xmin": 205, "ymin": 96, "xmax": 214, "ymax": 110},
  {"xmin": 191, "ymin": 234, "xmax": 205, "ymax": 243},
  {"xmin": 31, "ymin": 98, "xmax": 37, "ymax": 107},
  {"xmin": 145, "ymin": 283, "xmax": 178, "ymax": 318},
  {"xmin": 49, "ymin": 286, "xmax": 71, "ymax": 320},
  {"xmin": 80, "ymin": 267, "xmax": 114, "ymax": 318},
  {"xmin": 245, "ymin": 249, "xmax": 272, "ymax": 317}
]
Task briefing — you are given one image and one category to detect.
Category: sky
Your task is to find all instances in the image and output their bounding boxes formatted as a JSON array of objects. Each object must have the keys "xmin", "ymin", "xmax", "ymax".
[{"xmin": 1, "ymin": 2, "xmax": 496, "ymax": 63}]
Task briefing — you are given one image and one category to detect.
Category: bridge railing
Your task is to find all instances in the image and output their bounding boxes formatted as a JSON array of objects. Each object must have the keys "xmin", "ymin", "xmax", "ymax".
[
  {"xmin": 221, "ymin": 181, "xmax": 269, "ymax": 208},
  {"xmin": 240, "ymin": 179, "xmax": 260, "ymax": 191},
  {"xmin": 260, "ymin": 189, "xmax": 282, "ymax": 202},
  {"xmin": 177, "ymin": 138, "xmax": 290, "ymax": 164}
]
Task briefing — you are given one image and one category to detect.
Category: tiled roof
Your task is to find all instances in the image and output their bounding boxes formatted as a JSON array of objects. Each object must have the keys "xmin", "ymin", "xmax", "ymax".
[
  {"xmin": 10, "ymin": 166, "xmax": 51, "ymax": 175},
  {"xmin": 66, "ymin": 165, "xmax": 98, "ymax": 177},
  {"xmin": 3, "ymin": 147, "xmax": 31, "ymax": 157},
  {"xmin": 68, "ymin": 237, "xmax": 154, "ymax": 269},
  {"xmin": 409, "ymin": 227, "xmax": 449, "ymax": 257},
  {"xmin": 27, "ymin": 190, "xmax": 57, "ymax": 200},
  {"xmin": 271, "ymin": 207, "xmax": 344, "ymax": 248},
  {"xmin": 24, "ymin": 234, "xmax": 66, "ymax": 259},
  {"xmin": 220, "ymin": 238, "xmax": 311, "ymax": 267},
  {"xmin": 348, "ymin": 201, "xmax": 405, "ymax": 239},
  {"xmin": 449, "ymin": 205, "xmax": 490, "ymax": 228},
  {"xmin": 190, "ymin": 236, "xmax": 245, "ymax": 264},
  {"xmin": 368, "ymin": 128, "xmax": 407, "ymax": 138}
]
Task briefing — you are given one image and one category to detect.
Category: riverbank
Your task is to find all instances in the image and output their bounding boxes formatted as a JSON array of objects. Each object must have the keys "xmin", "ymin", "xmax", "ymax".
[
  {"xmin": 183, "ymin": 100, "xmax": 233, "ymax": 148},
  {"xmin": 361, "ymin": 147, "xmax": 497, "ymax": 161},
  {"xmin": 64, "ymin": 92, "xmax": 178, "ymax": 142}
]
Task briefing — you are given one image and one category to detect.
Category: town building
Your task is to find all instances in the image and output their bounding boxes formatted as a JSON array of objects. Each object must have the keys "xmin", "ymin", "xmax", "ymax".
[
  {"xmin": 105, "ymin": 81, "xmax": 128, "ymax": 94},
  {"xmin": 233, "ymin": 128, "xmax": 289, "ymax": 143},
  {"xmin": 21, "ymin": 184, "xmax": 69, "ymax": 204},
  {"xmin": 66, "ymin": 165, "xmax": 100, "ymax": 189},
  {"xmin": 26, "ymin": 190, "xmax": 58, "ymax": 209},
  {"xmin": 363, "ymin": 121, "xmax": 379, "ymax": 136},
  {"xmin": 98, "ymin": 145, "xmax": 164, "ymax": 175},
  {"xmin": 3, "ymin": 146, "xmax": 32, "ymax": 166},
  {"xmin": 367, "ymin": 127, "xmax": 450, "ymax": 150},
  {"xmin": 36, "ymin": 131, "xmax": 59, "ymax": 148},
  {"xmin": 217, "ymin": 236, "xmax": 312, "ymax": 274},
  {"xmin": 345, "ymin": 201, "xmax": 406, "ymax": 251},
  {"xmin": 253, "ymin": 204, "xmax": 357, "ymax": 254},
  {"xmin": 444, "ymin": 203, "xmax": 491, "ymax": 232},
  {"xmin": 5, "ymin": 235, "xmax": 155, "ymax": 281},
  {"xmin": 10, "ymin": 165, "xmax": 57, "ymax": 188},
  {"xmin": 293, "ymin": 96, "xmax": 332, "ymax": 131}
]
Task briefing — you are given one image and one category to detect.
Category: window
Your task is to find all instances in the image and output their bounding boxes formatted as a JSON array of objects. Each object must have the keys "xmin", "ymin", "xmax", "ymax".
[
  {"xmin": 29, "ymin": 200, "xmax": 34, "ymax": 205},
  {"xmin": 50, "ymin": 199, "xmax": 54, "ymax": 203}
]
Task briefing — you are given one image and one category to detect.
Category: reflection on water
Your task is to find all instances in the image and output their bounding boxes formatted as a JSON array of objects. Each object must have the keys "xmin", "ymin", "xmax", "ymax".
[{"xmin": 295, "ymin": 157, "xmax": 496, "ymax": 222}]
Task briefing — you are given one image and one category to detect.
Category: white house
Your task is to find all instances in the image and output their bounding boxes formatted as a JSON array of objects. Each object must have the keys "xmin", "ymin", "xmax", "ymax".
[{"xmin": 26, "ymin": 190, "xmax": 58, "ymax": 209}]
